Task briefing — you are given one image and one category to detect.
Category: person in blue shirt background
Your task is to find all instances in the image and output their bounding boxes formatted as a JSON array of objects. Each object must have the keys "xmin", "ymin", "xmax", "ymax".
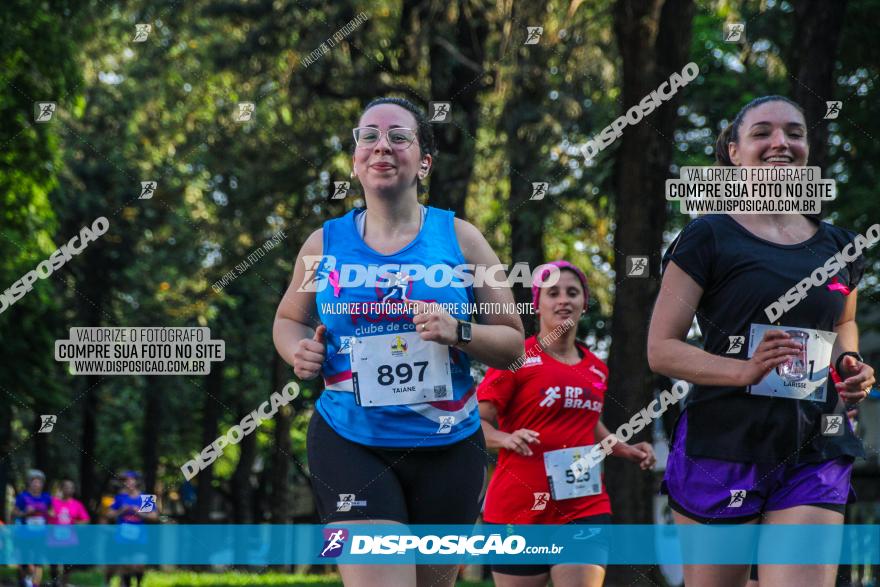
[
  {"xmin": 12, "ymin": 469, "xmax": 53, "ymax": 587},
  {"xmin": 106, "ymin": 471, "xmax": 158, "ymax": 587}
]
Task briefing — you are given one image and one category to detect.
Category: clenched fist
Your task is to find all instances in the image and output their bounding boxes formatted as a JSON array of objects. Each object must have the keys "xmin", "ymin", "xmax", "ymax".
[{"xmin": 293, "ymin": 325, "xmax": 327, "ymax": 380}]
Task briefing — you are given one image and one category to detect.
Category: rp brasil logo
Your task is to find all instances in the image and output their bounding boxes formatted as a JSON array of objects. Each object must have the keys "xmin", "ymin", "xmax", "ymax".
[{"xmin": 319, "ymin": 527, "xmax": 349, "ymax": 558}]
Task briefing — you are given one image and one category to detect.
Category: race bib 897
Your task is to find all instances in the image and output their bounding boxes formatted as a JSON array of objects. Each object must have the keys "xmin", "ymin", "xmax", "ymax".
[{"xmin": 351, "ymin": 332, "xmax": 453, "ymax": 407}]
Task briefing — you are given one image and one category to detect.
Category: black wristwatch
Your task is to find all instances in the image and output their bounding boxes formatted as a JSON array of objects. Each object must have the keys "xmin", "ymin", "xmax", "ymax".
[
  {"xmin": 456, "ymin": 320, "xmax": 472, "ymax": 345},
  {"xmin": 835, "ymin": 351, "xmax": 863, "ymax": 376}
]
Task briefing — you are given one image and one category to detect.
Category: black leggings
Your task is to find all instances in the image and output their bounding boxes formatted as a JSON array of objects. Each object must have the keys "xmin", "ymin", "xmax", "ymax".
[{"xmin": 307, "ymin": 409, "xmax": 487, "ymax": 524}]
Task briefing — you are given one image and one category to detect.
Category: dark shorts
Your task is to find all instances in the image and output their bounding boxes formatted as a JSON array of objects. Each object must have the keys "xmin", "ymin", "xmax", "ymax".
[
  {"xmin": 662, "ymin": 411, "xmax": 854, "ymax": 523},
  {"xmin": 307, "ymin": 408, "xmax": 487, "ymax": 524},
  {"xmin": 490, "ymin": 513, "xmax": 612, "ymax": 576}
]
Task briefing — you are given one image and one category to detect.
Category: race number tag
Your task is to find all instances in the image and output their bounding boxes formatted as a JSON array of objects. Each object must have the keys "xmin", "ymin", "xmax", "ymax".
[
  {"xmin": 544, "ymin": 446, "xmax": 602, "ymax": 501},
  {"xmin": 25, "ymin": 516, "xmax": 46, "ymax": 526},
  {"xmin": 351, "ymin": 332, "xmax": 453, "ymax": 407},
  {"xmin": 747, "ymin": 324, "xmax": 836, "ymax": 402}
]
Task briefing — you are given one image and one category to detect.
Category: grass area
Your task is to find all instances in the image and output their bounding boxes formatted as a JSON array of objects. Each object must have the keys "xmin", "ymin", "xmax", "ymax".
[{"xmin": 0, "ymin": 569, "xmax": 494, "ymax": 587}]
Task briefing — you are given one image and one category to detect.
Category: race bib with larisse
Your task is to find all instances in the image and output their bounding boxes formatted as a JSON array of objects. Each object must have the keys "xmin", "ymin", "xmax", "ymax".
[
  {"xmin": 351, "ymin": 332, "xmax": 453, "ymax": 407},
  {"xmin": 746, "ymin": 323, "xmax": 836, "ymax": 402},
  {"xmin": 544, "ymin": 446, "xmax": 602, "ymax": 501}
]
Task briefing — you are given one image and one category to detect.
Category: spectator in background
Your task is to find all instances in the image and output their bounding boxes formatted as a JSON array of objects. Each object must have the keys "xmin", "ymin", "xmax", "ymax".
[
  {"xmin": 12, "ymin": 469, "xmax": 53, "ymax": 587},
  {"xmin": 106, "ymin": 471, "xmax": 157, "ymax": 587},
  {"xmin": 48, "ymin": 479, "xmax": 90, "ymax": 587}
]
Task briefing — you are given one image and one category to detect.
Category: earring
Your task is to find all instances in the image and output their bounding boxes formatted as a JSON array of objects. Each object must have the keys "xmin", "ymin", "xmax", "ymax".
[{"xmin": 350, "ymin": 170, "xmax": 356, "ymax": 179}]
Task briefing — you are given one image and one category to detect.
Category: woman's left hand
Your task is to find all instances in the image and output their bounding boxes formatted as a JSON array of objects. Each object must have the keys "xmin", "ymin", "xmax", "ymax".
[
  {"xmin": 624, "ymin": 442, "xmax": 657, "ymax": 470},
  {"xmin": 409, "ymin": 301, "xmax": 459, "ymax": 346},
  {"xmin": 836, "ymin": 355, "xmax": 875, "ymax": 406}
]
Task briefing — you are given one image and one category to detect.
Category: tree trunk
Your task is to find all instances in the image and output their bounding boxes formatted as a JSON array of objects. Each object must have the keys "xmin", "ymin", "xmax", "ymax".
[
  {"xmin": 0, "ymin": 401, "xmax": 11, "ymax": 520},
  {"xmin": 503, "ymin": 0, "xmax": 551, "ymax": 334},
  {"xmin": 427, "ymin": 0, "xmax": 489, "ymax": 216},
  {"xmin": 604, "ymin": 0, "xmax": 694, "ymax": 583},
  {"xmin": 33, "ymin": 410, "xmax": 50, "ymax": 473},
  {"xmin": 80, "ymin": 375, "xmax": 100, "ymax": 513},
  {"xmin": 231, "ymin": 391, "xmax": 257, "ymax": 524},
  {"xmin": 269, "ymin": 348, "xmax": 293, "ymax": 524},
  {"xmin": 789, "ymin": 0, "xmax": 848, "ymax": 173},
  {"xmin": 195, "ymin": 365, "xmax": 223, "ymax": 523},
  {"xmin": 142, "ymin": 376, "xmax": 161, "ymax": 495}
]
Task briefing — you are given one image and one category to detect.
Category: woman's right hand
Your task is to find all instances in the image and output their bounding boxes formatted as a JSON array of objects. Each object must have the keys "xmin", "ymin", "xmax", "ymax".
[
  {"xmin": 293, "ymin": 325, "xmax": 327, "ymax": 380},
  {"xmin": 500, "ymin": 428, "xmax": 541, "ymax": 456},
  {"xmin": 739, "ymin": 329, "xmax": 803, "ymax": 386}
]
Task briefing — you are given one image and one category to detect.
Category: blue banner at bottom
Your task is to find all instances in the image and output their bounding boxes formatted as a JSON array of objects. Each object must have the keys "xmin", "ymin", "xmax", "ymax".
[{"xmin": 2, "ymin": 524, "xmax": 878, "ymax": 565}]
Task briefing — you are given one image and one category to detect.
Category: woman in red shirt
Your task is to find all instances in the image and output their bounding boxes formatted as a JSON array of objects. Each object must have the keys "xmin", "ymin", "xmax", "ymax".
[{"xmin": 478, "ymin": 260, "xmax": 655, "ymax": 587}]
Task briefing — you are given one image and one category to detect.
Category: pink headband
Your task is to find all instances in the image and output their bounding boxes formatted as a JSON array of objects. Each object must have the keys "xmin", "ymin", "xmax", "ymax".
[{"xmin": 531, "ymin": 260, "xmax": 589, "ymax": 312}]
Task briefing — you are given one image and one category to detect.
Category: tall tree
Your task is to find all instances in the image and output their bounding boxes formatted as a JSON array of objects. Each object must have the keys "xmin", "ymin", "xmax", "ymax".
[
  {"xmin": 789, "ymin": 0, "xmax": 849, "ymax": 172},
  {"xmin": 502, "ymin": 0, "xmax": 553, "ymax": 322},
  {"xmin": 428, "ymin": 0, "xmax": 491, "ymax": 215},
  {"xmin": 603, "ymin": 0, "xmax": 694, "ymax": 582}
]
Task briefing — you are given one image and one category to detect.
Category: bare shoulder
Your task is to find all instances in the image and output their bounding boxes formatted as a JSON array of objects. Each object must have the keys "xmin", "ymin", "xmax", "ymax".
[
  {"xmin": 299, "ymin": 227, "xmax": 324, "ymax": 257},
  {"xmin": 452, "ymin": 217, "xmax": 490, "ymax": 264}
]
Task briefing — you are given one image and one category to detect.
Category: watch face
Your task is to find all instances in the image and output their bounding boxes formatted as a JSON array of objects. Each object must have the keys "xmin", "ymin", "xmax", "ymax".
[{"xmin": 460, "ymin": 321, "xmax": 472, "ymax": 342}]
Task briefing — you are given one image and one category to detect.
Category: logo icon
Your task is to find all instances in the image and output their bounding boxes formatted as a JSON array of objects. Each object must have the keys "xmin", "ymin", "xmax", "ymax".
[
  {"xmin": 337, "ymin": 336, "xmax": 353, "ymax": 355},
  {"xmin": 34, "ymin": 102, "xmax": 57, "ymax": 123},
  {"xmin": 319, "ymin": 528, "xmax": 349, "ymax": 558},
  {"xmin": 726, "ymin": 336, "xmax": 745, "ymax": 354},
  {"xmin": 727, "ymin": 489, "xmax": 746, "ymax": 508},
  {"xmin": 530, "ymin": 182, "xmax": 549, "ymax": 201},
  {"xmin": 332, "ymin": 181, "xmax": 349, "ymax": 200},
  {"xmin": 573, "ymin": 528, "xmax": 602, "ymax": 540},
  {"xmin": 428, "ymin": 102, "xmax": 451, "ymax": 123},
  {"xmin": 539, "ymin": 386, "xmax": 561, "ymax": 408},
  {"xmin": 379, "ymin": 272, "xmax": 412, "ymax": 303},
  {"xmin": 38, "ymin": 415, "xmax": 56, "ymax": 433},
  {"xmin": 724, "ymin": 23, "xmax": 744, "ymax": 42},
  {"xmin": 824, "ymin": 101, "xmax": 842, "ymax": 120},
  {"xmin": 139, "ymin": 181, "xmax": 157, "ymax": 200},
  {"xmin": 390, "ymin": 336, "xmax": 408, "ymax": 356},
  {"xmin": 822, "ymin": 414, "xmax": 844, "ymax": 436},
  {"xmin": 626, "ymin": 256, "xmax": 649, "ymax": 278},
  {"xmin": 336, "ymin": 494, "xmax": 367, "ymax": 512},
  {"xmin": 139, "ymin": 494, "xmax": 157, "ymax": 513},
  {"xmin": 531, "ymin": 492, "xmax": 550, "ymax": 510},
  {"xmin": 437, "ymin": 416, "xmax": 455, "ymax": 434},
  {"xmin": 133, "ymin": 24, "xmax": 151, "ymax": 42},
  {"xmin": 525, "ymin": 26, "xmax": 544, "ymax": 45},
  {"xmin": 298, "ymin": 255, "xmax": 336, "ymax": 293},
  {"xmin": 827, "ymin": 276, "xmax": 851, "ymax": 296},
  {"xmin": 236, "ymin": 102, "xmax": 255, "ymax": 122}
]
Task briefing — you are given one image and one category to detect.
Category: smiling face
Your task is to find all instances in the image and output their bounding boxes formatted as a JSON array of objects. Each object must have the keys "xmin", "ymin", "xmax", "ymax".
[
  {"xmin": 352, "ymin": 103, "xmax": 430, "ymax": 198},
  {"xmin": 538, "ymin": 270, "xmax": 585, "ymax": 333},
  {"xmin": 728, "ymin": 100, "xmax": 808, "ymax": 167}
]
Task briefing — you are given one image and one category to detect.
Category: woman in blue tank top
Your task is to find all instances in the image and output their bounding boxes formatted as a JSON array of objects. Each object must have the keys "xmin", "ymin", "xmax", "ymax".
[{"xmin": 273, "ymin": 97, "xmax": 525, "ymax": 586}]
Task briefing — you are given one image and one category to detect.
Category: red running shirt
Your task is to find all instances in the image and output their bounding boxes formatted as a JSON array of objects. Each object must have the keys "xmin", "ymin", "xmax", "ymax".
[{"xmin": 478, "ymin": 336, "xmax": 612, "ymax": 524}]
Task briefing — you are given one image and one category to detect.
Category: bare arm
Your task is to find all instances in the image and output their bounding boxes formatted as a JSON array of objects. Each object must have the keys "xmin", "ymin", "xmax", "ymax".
[
  {"xmin": 453, "ymin": 218, "xmax": 525, "ymax": 368},
  {"xmin": 478, "ymin": 400, "xmax": 540, "ymax": 456},
  {"xmin": 832, "ymin": 290, "xmax": 875, "ymax": 405},
  {"xmin": 272, "ymin": 229, "xmax": 327, "ymax": 379},
  {"xmin": 647, "ymin": 261, "xmax": 800, "ymax": 387}
]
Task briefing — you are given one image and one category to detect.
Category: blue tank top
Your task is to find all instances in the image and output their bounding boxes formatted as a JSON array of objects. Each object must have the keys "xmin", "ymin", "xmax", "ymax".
[{"xmin": 314, "ymin": 206, "xmax": 479, "ymax": 447}]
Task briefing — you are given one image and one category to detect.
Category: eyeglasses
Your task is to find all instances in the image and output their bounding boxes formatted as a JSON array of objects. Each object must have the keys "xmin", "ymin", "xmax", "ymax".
[{"xmin": 352, "ymin": 127, "xmax": 417, "ymax": 150}]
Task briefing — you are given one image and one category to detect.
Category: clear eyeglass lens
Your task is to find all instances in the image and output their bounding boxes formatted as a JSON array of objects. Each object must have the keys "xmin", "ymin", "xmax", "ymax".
[{"xmin": 355, "ymin": 128, "xmax": 415, "ymax": 149}]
